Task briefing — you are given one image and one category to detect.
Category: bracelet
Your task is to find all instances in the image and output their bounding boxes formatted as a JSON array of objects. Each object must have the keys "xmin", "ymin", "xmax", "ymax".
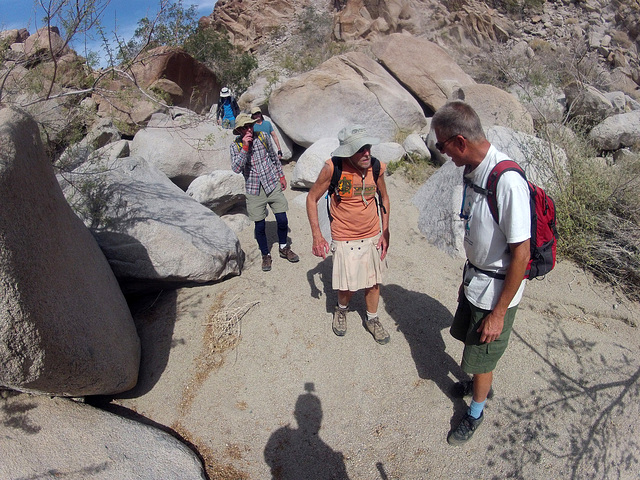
[{"xmin": 277, "ymin": 150, "xmax": 282, "ymax": 156}]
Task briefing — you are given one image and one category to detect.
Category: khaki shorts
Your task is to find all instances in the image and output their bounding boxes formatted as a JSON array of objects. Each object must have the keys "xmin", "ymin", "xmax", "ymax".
[
  {"xmin": 245, "ymin": 186, "xmax": 288, "ymax": 222},
  {"xmin": 331, "ymin": 235, "xmax": 383, "ymax": 292},
  {"xmin": 450, "ymin": 295, "xmax": 517, "ymax": 374}
]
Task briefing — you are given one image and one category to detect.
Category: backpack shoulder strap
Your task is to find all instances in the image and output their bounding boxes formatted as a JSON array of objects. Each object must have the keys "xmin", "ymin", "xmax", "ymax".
[
  {"xmin": 371, "ymin": 156, "xmax": 381, "ymax": 184},
  {"xmin": 328, "ymin": 157, "xmax": 342, "ymax": 196},
  {"xmin": 485, "ymin": 160, "xmax": 527, "ymax": 224},
  {"xmin": 326, "ymin": 157, "xmax": 342, "ymax": 222},
  {"xmin": 256, "ymin": 131, "xmax": 270, "ymax": 151}
]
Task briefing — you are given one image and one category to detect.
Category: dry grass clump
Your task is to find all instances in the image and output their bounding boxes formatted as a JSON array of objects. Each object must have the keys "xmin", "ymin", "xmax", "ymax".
[
  {"xmin": 203, "ymin": 296, "xmax": 259, "ymax": 353},
  {"xmin": 179, "ymin": 295, "xmax": 259, "ymax": 417}
]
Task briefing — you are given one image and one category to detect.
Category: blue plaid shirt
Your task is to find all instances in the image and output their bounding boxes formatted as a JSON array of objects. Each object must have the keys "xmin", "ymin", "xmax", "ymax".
[{"xmin": 230, "ymin": 132, "xmax": 283, "ymax": 195}]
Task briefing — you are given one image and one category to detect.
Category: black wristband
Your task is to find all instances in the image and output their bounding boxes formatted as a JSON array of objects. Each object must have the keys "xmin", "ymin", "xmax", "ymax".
[{"xmin": 278, "ymin": 150, "xmax": 282, "ymax": 155}]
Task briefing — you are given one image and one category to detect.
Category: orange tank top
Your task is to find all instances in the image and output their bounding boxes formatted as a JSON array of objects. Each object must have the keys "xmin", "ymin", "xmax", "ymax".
[{"xmin": 327, "ymin": 158, "xmax": 385, "ymax": 241}]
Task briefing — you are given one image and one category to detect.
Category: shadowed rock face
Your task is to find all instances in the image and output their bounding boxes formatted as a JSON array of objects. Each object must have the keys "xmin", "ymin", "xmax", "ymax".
[{"xmin": 0, "ymin": 107, "xmax": 140, "ymax": 397}]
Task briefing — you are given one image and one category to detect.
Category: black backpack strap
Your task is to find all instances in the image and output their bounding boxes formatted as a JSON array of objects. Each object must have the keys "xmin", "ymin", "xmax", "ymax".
[
  {"xmin": 467, "ymin": 260, "xmax": 506, "ymax": 280},
  {"xmin": 326, "ymin": 157, "xmax": 342, "ymax": 222},
  {"xmin": 371, "ymin": 157, "xmax": 387, "ymax": 215},
  {"xmin": 326, "ymin": 157, "xmax": 387, "ymax": 221}
]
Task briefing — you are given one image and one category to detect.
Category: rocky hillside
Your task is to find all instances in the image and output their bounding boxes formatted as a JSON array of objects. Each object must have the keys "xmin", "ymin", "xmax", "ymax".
[{"xmin": 206, "ymin": 0, "xmax": 640, "ymax": 100}]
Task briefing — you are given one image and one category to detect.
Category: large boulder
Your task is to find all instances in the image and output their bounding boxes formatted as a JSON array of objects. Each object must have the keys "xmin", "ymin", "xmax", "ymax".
[
  {"xmin": 372, "ymin": 142, "xmax": 405, "ymax": 163},
  {"xmin": 59, "ymin": 152, "xmax": 244, "ymax": 294},
  {"xmin": 334, "ymin": 0, "xmax": 419, "ymax": 42},
  {"xmin": 564, "ymin": 82, "xmax": 615, "ymax": 126},
  {"xmin": 291, "ymin": 138, "xmax": 339, "ymax": 188},
  {"xmin": 371, "ymin": 34, "xmax": 476, "ymax": 113},
  {"xmin": 128, "ymin": 46, "xmax": 219, "ymax": 114},
  {"xmin": 486, "ymin": 125, "xmax": 567, "ymax": 189},
  {"xmin": 207, "ymin": 0, "xmax": 300, "ymax": 51},
  {"xmin": 509, "ymin": 83, "xmax": 566, "ymax": 126},
  {"xmin": 94, "ymin": 47, "xmax": 220, "ymax": 135},
  {"xmin": 451, "ymin": 84, "xmax": 535, "ymax": 135},
  {"xmin": 23, "ymin": 27, "xmax": 70, "ymax": 60},
  {"xmin": 413, "ymin": 160, "xmax": 465, "ymax": 259},
  {"xmin": 131, "ymin": 111, "xmax": 237, "ymax": 190},
  {"xmin": 186, "ymin": 170, "xmax": 246, "ymax": 215},
  {"xmin": 57, "ymin": 118, "xmax": 121, "ymax": 171},
  {"xmin": 589, "ymin": 110, "xmax": 640, "ymax": 151},
  {"xmin": 0, "ymin": 393, "xmax": 206, "ymax": 480},
  {"xmin": 269, "ymin": 51, "xmax": 427, "ymax": 147},
  {"xmin": 0, "ymin": 107, "xmax": 140, "ymax": 396}
]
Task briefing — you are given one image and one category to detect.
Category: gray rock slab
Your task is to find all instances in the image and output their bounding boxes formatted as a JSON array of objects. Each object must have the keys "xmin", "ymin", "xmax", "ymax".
[
  {"xmin": 59, "ymin": 155, "xmax": 244, "ymax": 294},
  {"xmin": 0, "ymin": 392, "xmax": 206, "ymax": 480},
  {"xmin": 0, "ymin": 107, "xmax": 140, "ymax": 397}
]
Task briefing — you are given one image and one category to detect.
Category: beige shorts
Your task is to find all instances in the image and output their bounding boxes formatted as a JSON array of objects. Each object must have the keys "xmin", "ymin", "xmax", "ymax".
[
  {"xmin": 245, "ymin": 186, "xmax": 288, "ymax": 222},
  {"xmin": 331, "ymin": 235, "xmax": 383, "ymax": 292}
]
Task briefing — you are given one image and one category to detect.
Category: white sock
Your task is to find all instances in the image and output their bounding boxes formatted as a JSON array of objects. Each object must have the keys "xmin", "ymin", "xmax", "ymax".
[
  {"xmin": 338, "ymin": 303, "xmax": 348, "ymax": 310},
  {"xmin": 366, "ymin": 311, "xmax": 378, "ymax": 321},
  {"xmin": 280, "ymin": 243, "xmax": 288, "ymax": 250}
]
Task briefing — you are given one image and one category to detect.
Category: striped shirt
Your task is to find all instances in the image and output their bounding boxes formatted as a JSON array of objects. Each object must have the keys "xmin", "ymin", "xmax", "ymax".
[{"xmin": 230, "ymin": 131, "xmax": 284, "ymax": 195}]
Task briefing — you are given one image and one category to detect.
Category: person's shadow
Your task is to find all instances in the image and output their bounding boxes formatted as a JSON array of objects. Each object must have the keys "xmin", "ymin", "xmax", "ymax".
[
  {"xmin": 264, "ymin": 383, "xmax": 350, "ymax": 480},
  {"xmin": 307, "ymin": 256, "xmax": 339, "ymax": 314},
  {"xmin": 381, "ymin": 284, "xmax": 469, "ymax": 423}
]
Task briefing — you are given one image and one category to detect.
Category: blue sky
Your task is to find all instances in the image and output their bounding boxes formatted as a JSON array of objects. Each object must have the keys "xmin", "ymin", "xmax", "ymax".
[{"xmin": 1, "ymin": 0, "xmax": 217, "ymax": 65}]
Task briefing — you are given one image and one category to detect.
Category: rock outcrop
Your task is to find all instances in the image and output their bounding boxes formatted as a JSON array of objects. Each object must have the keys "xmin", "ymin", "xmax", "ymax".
[
  {"xmin": 94, "ymin": 47, "xmax": 220, "ymax": 135},
  {"xmin": 0, "ymin": 107, "xmax": 140, "ymax": 397},
  {"xmin": 59, "ymin": 153, "xmax": 244, "ymax": 294},
  {"xmin": 130, "ymin": 111, "xmax": 237, "ymax": 190},
  {"xmin": 371, "ymin": 33, "xmax": 476, "ymax": 113},
  {"xmin": 269, "ymin": 51, "xmax": 427, "ymax": 147}
]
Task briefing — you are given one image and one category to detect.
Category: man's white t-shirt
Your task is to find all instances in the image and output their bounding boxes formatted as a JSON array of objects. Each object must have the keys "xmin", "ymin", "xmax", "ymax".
[{"xmin": 460, "ymin": 145, "xmax": 531, "ymax": 310}]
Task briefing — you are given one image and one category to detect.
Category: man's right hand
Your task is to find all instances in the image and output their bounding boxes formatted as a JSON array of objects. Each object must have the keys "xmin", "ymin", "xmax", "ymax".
[
  {"xmin": 242, "ymin": 130, "xmax": 253, "ymax": 147},
  {"xmin": 312, "ymin": 237, "xmax": 330, "ymax": 259}
]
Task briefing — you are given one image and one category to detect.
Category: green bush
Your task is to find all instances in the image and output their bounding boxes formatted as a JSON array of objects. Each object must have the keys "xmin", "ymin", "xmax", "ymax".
[
  {"xmin": 184, "ymin": 28, "xmax": 257, "ymax": 94},
  {"xmin": 387, "ymin": 153, "xmax": 438, "ymax": 185}
]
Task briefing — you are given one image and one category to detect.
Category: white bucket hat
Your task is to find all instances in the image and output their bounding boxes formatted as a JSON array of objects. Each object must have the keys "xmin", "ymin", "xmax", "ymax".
[
  {"xmin": 220, "ymin": 87, "xmax": 231, "ymax": 98},
  {"xmin": 331, "ymin": 124, "xmax": 380, "ymax": 158}
]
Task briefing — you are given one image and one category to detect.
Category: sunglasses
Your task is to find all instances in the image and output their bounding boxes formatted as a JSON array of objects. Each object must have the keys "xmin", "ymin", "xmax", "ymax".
[
  {"xmin": 356, "ymin": 144, "xmax": 372, "ymax": 154},
  {"xmin": 435, "ymin": 134, "xmax": 460, "ymax": 153}
]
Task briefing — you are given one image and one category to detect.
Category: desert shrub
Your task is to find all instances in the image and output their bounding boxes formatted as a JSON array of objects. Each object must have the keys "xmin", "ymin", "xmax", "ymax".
[
  {"xmin": 534, "ymin": 122, "xmax": 640, "ymax": 300},
  {"xmin": 387, "ymin": 153, "xmax": 438, "ymax": 185},
  {"xmin": 184, "ymin": 28, "xmax": 257, "ymax": 94}
]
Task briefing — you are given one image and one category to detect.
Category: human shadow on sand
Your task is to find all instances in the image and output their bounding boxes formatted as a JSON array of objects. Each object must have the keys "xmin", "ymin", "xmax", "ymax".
[
  {"xmin": 264, "ymin": 383, "xmax": 350, "ymax": 480},
  {"xmin": 381, "ymin": 284, "xmax": 469, "ymax": 422},
  {"xmin": 306, "ymin": 256, "xmax": 338, "ymax": 314}
]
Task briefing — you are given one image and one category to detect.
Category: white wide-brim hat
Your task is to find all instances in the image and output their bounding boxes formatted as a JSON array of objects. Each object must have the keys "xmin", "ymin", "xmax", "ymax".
[
  {"xmin": 220, "ymin": 87, "xmax": 231, "ymax": 97},
  {"xmin": 331, "ymin": 124, "xmax": 380, "ymax": 158}
]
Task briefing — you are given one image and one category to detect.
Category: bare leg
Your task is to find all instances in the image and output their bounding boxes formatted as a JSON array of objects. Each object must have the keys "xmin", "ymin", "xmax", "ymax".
[
  {"xmin": 337, "ymin": 290, "xmax": 354, "ymax": 307},
  {"xmin": 472, "ymin": 371, "xmax": 493, "ymax": 403},
  {"xmin": 364, "ymin": 284, "xmax": 380, "ymax": 313}
]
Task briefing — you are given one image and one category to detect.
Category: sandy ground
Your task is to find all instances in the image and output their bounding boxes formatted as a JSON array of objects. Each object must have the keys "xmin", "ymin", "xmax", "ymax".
[{"xmin": 109, "ymin": 163, "xmax": 640, "ymax": 480}]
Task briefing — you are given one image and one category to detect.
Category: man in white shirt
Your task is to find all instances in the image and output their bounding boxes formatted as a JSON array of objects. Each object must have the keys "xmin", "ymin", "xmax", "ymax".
[{"xmin": 431, "ymin": 101, "xmax": 531, "ymax": 446}]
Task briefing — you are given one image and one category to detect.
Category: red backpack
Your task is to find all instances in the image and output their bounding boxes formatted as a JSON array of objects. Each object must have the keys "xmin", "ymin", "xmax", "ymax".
[{"xmin": 479, "ymin": 160, "xmax": 558, "ymax": 280}]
